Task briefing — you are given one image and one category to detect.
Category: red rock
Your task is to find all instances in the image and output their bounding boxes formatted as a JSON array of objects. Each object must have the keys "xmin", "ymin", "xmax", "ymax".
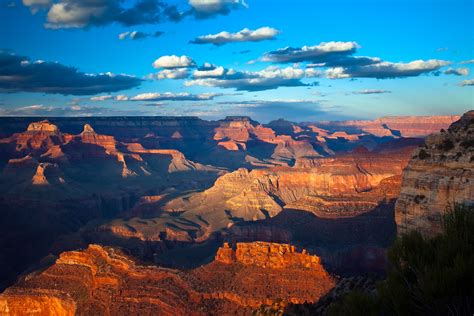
[{"xmin": 0, "ymin": 243, "xmax": 335, "ymax": 314}]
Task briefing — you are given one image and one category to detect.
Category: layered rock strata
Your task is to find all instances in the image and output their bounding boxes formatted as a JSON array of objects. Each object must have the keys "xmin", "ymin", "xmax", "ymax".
[
  {"xmin": 395, "ymin": 110, "xmax": 474, "ymax": 236},
  {"xmin": 0, "ymin": 243, "xmax": 334, "ymax": 315}
]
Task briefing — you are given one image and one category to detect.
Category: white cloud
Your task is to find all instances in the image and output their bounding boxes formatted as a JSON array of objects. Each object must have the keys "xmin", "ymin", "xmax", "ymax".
[
  {"xmin": 262, "ymin": 41, "xmax": 360, "ymax": 63},
  {"xmin": 118, "ymin": 30, "xmax": 162, "ymax": 40},
  {"xmin": 130, "ymin": 92, "xmax": 221, "ymax": 101},
  {"xmin": 46, "ymin": 2, "xmax": 101, "ymax": 29},
  {"xmin": 191, "ymin": 27, "xmax": 279, "ymax": 45},
  {"xmin": 90, "ymin": 95, "xmax": 114, "ymax": 101},
  {"xmin": 152, "ymin": 55, "xmax": 195, "ymax": 69},
  {"xmin": 90, "ymin": 94, "xmax": 129, "ymax": 101},
  {"xmin": 115, "ymin": 94, "xmax": 129, "ymax": 101},
  {"xmin": 193, "ymin": 66, "xmax": 226, "ymax": 78},
  {"xmin": 22, "ymin": 0, "xmax": 51, "ymax": 13},
  {"xmin": 41, "ymin": 0, "xmax": 179, "ymax": 29},
  {"xmin": 325, "ymin": 67, "xmax": 350, "ymax": 79},
  {"xmin": 185, "ymin": 66, "xmax": 318, "ymax": 91},
  {"xmin": 354, "ymin": 89, "xmax": 391, "ymax": 94},
  {"xmin": 460, "ymin": 79, "xmax": 474, "ymax": 86},
  {"xmin": 118, "ymin": 32, "xmax": 130, "ymax": 40},
  {"xmin": 460, "ymin": 59, "xmax": 474, "ymax": 65},
  {"xmin": 444, "ymin": 67, "xmax": 469, "ymax": 76},
  {"xmin": 154, "ymin": 68, "xmax": 190, "ymax": 80},
  {"xmin": 189, "ymin": 0, "xmax": 247, "ymax": 15}
]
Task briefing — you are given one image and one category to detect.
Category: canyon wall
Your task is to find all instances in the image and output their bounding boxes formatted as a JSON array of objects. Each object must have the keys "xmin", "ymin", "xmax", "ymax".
[
  {"xmin": 395, "ymin": 111, "xmax": 474, "ymax": 236},
  {"xmin": 314, "ymin": 115, "xmax": 459, "ymax": 138},
  {"xmin": 0, "ymin": 243, "xmax": 334, "ymax": 315},
  {"xmin": 163, "ymin": 148, "xmax": 412, "ymax": 228}
]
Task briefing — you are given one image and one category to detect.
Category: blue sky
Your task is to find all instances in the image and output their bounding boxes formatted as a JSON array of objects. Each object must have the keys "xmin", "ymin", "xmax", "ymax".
[{"xmin": 0, "ymin": 0, "xmax": 472, "ymax": 122}]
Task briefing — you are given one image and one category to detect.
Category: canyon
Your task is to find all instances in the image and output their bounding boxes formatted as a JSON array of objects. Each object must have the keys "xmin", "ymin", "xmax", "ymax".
[
  {"xmin": 0, "ymin": 113, "xmax": 470, "ymax": 315},
  {"xmin": 0, "ymin": 242, "xmax": 334, "ymax": 315}
]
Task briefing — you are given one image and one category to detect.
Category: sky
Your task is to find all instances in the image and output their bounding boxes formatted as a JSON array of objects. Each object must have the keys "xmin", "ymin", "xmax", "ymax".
[{"xmin": 0, "ymin": 0, "xmax": 473, "ymax": 122}]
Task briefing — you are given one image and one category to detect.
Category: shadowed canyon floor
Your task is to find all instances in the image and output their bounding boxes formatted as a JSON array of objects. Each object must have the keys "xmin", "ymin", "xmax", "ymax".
[{"xmin": 0, "ymin": 114, "xmax": 469, "ymax": 315}]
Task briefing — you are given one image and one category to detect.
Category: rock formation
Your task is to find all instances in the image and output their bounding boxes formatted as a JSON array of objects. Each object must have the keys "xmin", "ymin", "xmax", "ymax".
[
  {"xmin": 215, "ymin": 242, "xmax": 325, "ymax": 270},
  {"xmin": 0, "ymin": 243, "xmax": 334, "ymax": 315},
  {"xmin": 0, "ymin": 120, "xmax": 64, "ymax": 153},
  {"xmin": 164, "ymin": 148, "xmax": 412, "ymax": 228},
  {"xmin": 314, "ymin": 115, "xmax": 459, "ymax": 138},
  {"xmin": 395, "ymin": 110, "xmax": 474, "ymax": 236},
  {"xmin": 31, "ymin": 163, "xmax": 50, "ymax": 185}
]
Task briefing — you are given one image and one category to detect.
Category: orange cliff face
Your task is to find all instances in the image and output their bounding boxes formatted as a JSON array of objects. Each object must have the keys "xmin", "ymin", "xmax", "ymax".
[
  {"xmin": 395, "ymin": 111, "xmax": 474, "ymax": 237},
  {"xmin": 163, "ymin": 147, "xmax": 413, "ymax": 229},
  {"xmin": 0, "ymin": 120, "xmax": 65, "ymax": 153},
  {"xmin": 212, "ymin": 116, "xmax": 322, "ymax": 163},
  {"xmin": 0, "ymin": 243, "xmax": 335, "ymax": 315},
  {"xmin": 215, "ymin": 242, "xmax": 327, "ymax": 270}
]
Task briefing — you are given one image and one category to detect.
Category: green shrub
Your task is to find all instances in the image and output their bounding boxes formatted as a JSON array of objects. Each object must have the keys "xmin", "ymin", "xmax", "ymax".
[{"xmin": 328, "ymin": 204, "xmax": 474, "ymax": 316}]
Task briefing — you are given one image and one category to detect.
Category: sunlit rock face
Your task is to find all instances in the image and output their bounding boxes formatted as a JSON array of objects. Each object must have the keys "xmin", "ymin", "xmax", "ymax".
[
  {"xmin": 0, "ymin": 120, "xmax": 65, "ymax": 153},
  {"xmin": 213, "ymin": 116, "xmax": 322, "ymax": 164},
  {"xmin": 215, "ymin": 241, "xmax": 326, "ymax": 270},
  {"xmin": 314, "ymin": 115, "xmax": 460, "ymax": 138},
  {"xmin": 164, "ymin": 147, "xmax": 412, "ymax": 228},
  {"xmin": 0, "ymin": 243, "xmax": 334, "ymax": 315},
  {"xmin": 395, "ymin": 111, "xmax": 474, "ymax": 237}
]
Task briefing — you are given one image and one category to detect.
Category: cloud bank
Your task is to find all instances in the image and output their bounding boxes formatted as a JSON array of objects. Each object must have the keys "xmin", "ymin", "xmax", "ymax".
[
  {"xmin": 261, "ymin": 41, "xmax": 450, "ymax": 79},
  {"xmin": 185, "ymin": 65, "xmax": 319, "ymax": 91},
  {"xmin": 23, "ymin": 0, "xmax": 247, "ymax": 29},
  {"xmin": 129, "ymin": 92, "xmax": 222, "ymax": 101},
  {"xmin": 191, "ymin": 27, "xmax": 279, "ymax": 45},
  {"xmin": 325, "ymin": 60, "xmax": 450, "ymax": 79},
  {"xmin": 0, "ymin": 50, "xmax": 142, "ymax": 95}
]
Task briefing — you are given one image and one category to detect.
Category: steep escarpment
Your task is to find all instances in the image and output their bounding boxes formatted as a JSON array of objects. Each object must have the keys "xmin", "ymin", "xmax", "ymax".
[
  {"xmin": 211, "ymin": 116, "xmax": 322, "ymax": 166},
  {"xmin": 313, "ymin": 115, "xmax": 459, "ymax": 138},
  {"xmin": 0, "ymin": 243, "xmax": 334, "ymax": 315},
  {"xmin": 395, "ymin": 110, "xmax": 474, "ymax": 237},
  {"xmin": 164, "ymin": 148, "xmax": 412, "ymax": 228}
]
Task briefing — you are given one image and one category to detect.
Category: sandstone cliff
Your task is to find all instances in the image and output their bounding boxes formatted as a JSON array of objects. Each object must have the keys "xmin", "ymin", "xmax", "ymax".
[
  {"xmin": 0, "ymin": 243, "xmax": 334, "ymax": 315},
  {"xmin": 395, "ymin": 110, "xmax": 474, "ymax": 236},
  {"xmin": 215, "ymin": 242, "xmax": 325, "ymax": 270}
]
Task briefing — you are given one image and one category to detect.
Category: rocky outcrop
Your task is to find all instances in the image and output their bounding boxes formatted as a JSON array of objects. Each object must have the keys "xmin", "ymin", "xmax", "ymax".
[
  {"xmin": 26, "ymin": 120, "xmax": 60, "ymax": 133},
  {"xmin": 0, "ymin": 120, "xmax": 65, "ymax": 153},
  {"xmin": 78, "ymin": 123, "xmax": 117, "ymax": 153},
  {"xmin": 216, "ymin": 242, "xmax": 325, "ymax": 270},
  {"xmin": 31, "ymin": 163, "xmax": 50, "ymax": 185},
  {"xmin": 395, "ymin": 111, "xmax": 474, "ymax": 236},
  {"xmin": 0, "ymin": 243, "xmax": 335, "ymax": 315}
]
